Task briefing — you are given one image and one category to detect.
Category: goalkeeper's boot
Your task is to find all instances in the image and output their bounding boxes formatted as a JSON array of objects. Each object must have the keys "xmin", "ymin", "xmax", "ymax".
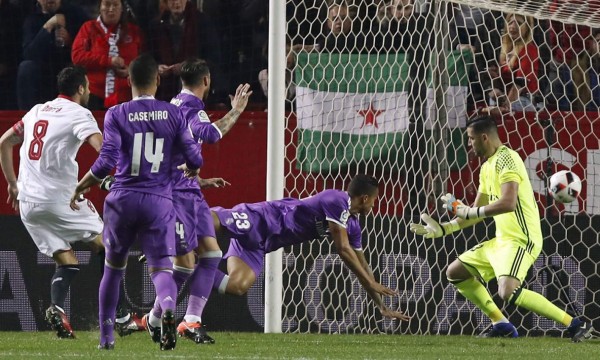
[
  {"xmin": 177, "ymin": 321, "xmax": 216, "ymax": 344},
  {"xmin": 45, "ymin": 305, "xmax": 76, "ymax": 339},
  {"xmin": 115, "ymin": 313, "xmax": 147, "ymax": 337},
  {"xmin": 160, "ymin": 310, "xmax": 177, "ymax": 351},
  {"xmin": 479, "ymin": 322, "xmax": 518, "ymax": 338},
  {"xmin": 567, "ymin": 318, "xmax": 594, "ymax": 343},
  {"xmin": 143, "ymin": 313, "xmax": 161, "ymax": 343}
]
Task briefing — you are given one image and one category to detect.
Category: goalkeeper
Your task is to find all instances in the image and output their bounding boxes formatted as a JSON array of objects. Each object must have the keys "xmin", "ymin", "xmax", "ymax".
[{"xmin": 410, "ymin": 115, "xmax": 592, "ymax": 341}]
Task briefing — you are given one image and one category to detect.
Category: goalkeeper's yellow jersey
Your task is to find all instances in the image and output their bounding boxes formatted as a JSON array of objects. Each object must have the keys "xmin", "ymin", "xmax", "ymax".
[{"xmin": 478, "ymin": 145, "xmax": 542, "ymax": 252}]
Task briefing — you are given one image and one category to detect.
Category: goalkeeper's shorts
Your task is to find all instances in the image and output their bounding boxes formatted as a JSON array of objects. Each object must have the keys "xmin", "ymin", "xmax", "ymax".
[{"xmin": 458, "ymin": 238, "xmax": 541, "ymax": 283}]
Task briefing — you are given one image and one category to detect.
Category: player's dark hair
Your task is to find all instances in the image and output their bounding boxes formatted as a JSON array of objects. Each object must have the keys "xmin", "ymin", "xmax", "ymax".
[
  {"xmin": 57, "ymin": 66, "xmax": 87, "ymax": 97},
  {"xmin": 180, "ymin": 58, "xmax": 210, "ymax": 87},
  {"xmin": 129, "ymin": 53, "xmax": 158, "ymax": 88},
  {"xmin": 348, "ymin": 174, "xmax": 379, "ymax": 197},
  {"xmin": 466, "ymin": 115, "xmax": 498, "ymax": 135}
]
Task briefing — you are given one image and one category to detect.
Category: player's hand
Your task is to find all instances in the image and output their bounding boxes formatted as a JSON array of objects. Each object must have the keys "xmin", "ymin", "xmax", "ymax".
[
  {"xmin": 198, "ymin": 177, "xmax": 230, "ymax": 189},
  {"xmin": 366, "ymin": 281, "xmax": 397, "ymax": 297},
  {"xmin": 99, "ymin": 175, "xmax": 115, "ymax": 192},
  {"xmin": 409, "ymin": 214, "xmax": 443, "ymax": 239},
  {"xmin": 69, "ymin": 187, "xmax": 90, "ymax": 211},
  {"xmin": 440, "ymin": 193, "xmax": 469, "ymax": 219},
  {"xmin": 380, "ymin": 307, "xmax": 411, "ymax": 322},
  {"xmin": 177, "ymin": 163, "xmax": 199, "ymax": 178},
  {"xmin": 158, "ymin": 64, "xmax": 172, "ymax": 76},
  {"xmin": 230, "ymin": 83, "xmax": 252, "ymax": 112},
  {"xmin": 6, "ymin": 182, "xmax": 19, "ymax": 212}
]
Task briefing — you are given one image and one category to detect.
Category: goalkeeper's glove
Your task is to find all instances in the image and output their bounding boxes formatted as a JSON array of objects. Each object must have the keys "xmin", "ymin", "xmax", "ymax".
[
  {"xmin": 99, "ymin": 175, "xmax": 115, "ymax": 192},
  {"xmin": 409, "ymin": 214, "xmax": 460, "ymax": 239},
  {"xmin": 440, "ymin": 193, "xmax": 486, "ymax": 220}
]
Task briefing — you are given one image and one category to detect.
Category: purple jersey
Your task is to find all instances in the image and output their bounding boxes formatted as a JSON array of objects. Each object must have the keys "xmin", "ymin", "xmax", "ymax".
[
  {"xmin": 170, "ymin": 90, "xmax": 222, "ymax": 196},
  {"xmin": 90, "ymin": 96, "xmax": 202, "ymax": 198},
  {"xmin": 214, "ymin": 189, "xmax": 363, "ymax": 253}
]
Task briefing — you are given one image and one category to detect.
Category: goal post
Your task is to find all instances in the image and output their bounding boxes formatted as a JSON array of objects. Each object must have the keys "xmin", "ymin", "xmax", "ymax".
[{"xmin": 270, "ymin": 0, "xmax": 600, "ymax": 335}]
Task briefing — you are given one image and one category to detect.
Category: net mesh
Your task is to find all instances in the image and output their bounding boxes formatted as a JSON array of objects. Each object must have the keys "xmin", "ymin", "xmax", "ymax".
[{"xmin": 280, "ymin": 0, "xmax": 600, "ymax": 335}]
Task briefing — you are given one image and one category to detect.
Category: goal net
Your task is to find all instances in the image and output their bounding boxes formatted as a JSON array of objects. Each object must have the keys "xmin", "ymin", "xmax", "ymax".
[{"xmin": 274, "ymin": 0, "xmax": 600, "ymax": 335}]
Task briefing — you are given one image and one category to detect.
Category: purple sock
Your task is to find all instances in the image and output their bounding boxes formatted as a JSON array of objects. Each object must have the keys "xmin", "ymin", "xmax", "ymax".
[
  {"xmin": 186, "ymin": 256, "xmax": 221, "ymax": 319},
  {"xmin": 99, "ymin": 265, "xmax": 124, "ymax": 345},
  {"xmin": 151, "ymin": 266, "xmax": 192, "ymax": 317},
  {"xmin": 150, "ymin": 270, "xmax": 177, "ymax": 314},
  {"xmin": 213, "ymin": 270, "xmax": 226, "ymax": 292},
  {"xmin": 173, "ymin": 266, "xmax": 193, "ymax": 291}
]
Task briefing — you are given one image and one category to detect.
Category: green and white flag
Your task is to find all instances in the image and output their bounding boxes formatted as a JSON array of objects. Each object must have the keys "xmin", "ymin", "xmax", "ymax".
[
  {"xmin": 425, "ymin": 49, "xmax": 473, "ymax": 129},
  {"xmin": 295, "ymin": 52, "xmax": 411, "ymax": 173}
]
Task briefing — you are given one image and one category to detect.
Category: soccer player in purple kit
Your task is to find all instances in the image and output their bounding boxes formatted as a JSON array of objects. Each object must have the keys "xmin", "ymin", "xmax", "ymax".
[
  {"xmin": 70, "ymin": 54, "xmax": 203, "ymax": 351},
  {"xmin": 144, "ymin": 58, "xmax": 252, "ymax": 344},
  {"xmin": 211, "ymin": 174, "xmax": 411, "ymax": 321}
]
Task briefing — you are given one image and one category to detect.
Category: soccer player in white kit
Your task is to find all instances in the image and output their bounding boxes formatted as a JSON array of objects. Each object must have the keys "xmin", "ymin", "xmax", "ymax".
[{"xmin": 0, "ymin": 66, "xmax": 103, "ymax": 339}]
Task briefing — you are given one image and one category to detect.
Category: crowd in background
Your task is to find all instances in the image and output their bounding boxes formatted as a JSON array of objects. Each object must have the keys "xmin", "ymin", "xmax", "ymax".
[{"xmin": 1, "ymin": 0, "xmax": 600, "ymax": 113}]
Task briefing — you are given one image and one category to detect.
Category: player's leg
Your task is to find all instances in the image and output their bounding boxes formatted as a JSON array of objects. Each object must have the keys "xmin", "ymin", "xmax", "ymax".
[
  {"xmin": 47, "ymin": 249, "xmax": 80, "ymax": 339},
  {"xmin": 447, "ymin": 239, "xmax": 517, "ymax": 337},
  {"xmin": 137, "ymin": 193, "xmax": 179, "ymax": 350},
  {"xmin": 149, "ymin": 192, "xmax": 198, "ymax": 321},
  {"xmin": 178, "ymin": 235, "xmax": 221, "ymax": 344},
  {"xmin": 20, "ymin": 201, "xmax": 84, "ymax": 339},
  {"xmin": 495, "ymin": 245, "xmax": 593, "ymax": 342},
  {"xmin": 170, "ymin": 191, "xmax": 199, "ymax": 290},
  {"xmin": 211, "ymin": 252, "xmax": 261, "ymax": 296},
  {"xmin": 96, "ymin": 192, "xmax": 141, "ymax": 349},
  {"xmin": 87, "ymin": 233, "xmax": 144, "ymax": 337}
]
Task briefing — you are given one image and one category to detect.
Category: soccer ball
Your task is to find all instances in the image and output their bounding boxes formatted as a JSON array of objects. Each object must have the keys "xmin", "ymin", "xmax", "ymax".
[{"xmin": 548, "ymin": 170, "xmax": 581, "ymax": 204}]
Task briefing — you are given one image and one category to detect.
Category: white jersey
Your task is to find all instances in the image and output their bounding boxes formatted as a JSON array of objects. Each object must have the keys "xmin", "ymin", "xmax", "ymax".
[{"xmin": 16, "ymin": 97, "xmax": 101, "ymax": 203}]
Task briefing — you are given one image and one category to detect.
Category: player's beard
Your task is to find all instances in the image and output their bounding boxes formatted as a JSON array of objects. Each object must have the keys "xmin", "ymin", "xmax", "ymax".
[{"xmin": 81, "ymin": 94, "xmax": 90, "ymax": 108}]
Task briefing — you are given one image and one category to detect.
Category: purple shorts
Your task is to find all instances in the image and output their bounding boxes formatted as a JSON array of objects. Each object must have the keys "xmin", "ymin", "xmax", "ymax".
[
  {"xmin": 173, "ymin": 191, "xmax": 199, "ymax": 256},
  {"xmin": 196, "ymin": 198, "xmax": 216, "ymax": 240},
  {"xmin": 212, "ymin": 205, "xmax": 267, "ymax": 277},
  {"xmin": 173, "ymin": 192, "xmax": 218, "ymax": 256},
  {"xmin": 103, "ymin": 190, "xmax": 176, "ymax": 261},
  {"xmin": 225, "ymin": 238, "xmax": 265, "ymax": 277}
]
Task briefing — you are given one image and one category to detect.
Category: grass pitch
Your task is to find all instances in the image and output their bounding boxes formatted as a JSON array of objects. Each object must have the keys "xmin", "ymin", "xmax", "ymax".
[{"xmin": 0, "ymin": 331, "xmax": 596, "ymax": 359}]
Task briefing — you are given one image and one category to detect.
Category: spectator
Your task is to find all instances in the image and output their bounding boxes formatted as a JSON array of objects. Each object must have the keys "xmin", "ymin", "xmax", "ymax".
[
  {"xmin": 372, "ymin": 0, "xmax": 426, "ymax": 53},
  {"xmin": 0, "ymin": 0, "xmax": 23, "ymax": 109},
  {"xmin": 317, "ymin": 0, "xmax": 361, "ymax": 53},
  {"xmin": 17, "ymin": 0, "xmax": 89, "ymax": 110},
  {"xmin": 450, "ymin": 4, "xmax": 502, "ymax": 108},
  {"xmin": 71, "ymin": 0, "xmax": 143, "ymax": 110},
  {"xmin": 550, "ymin": 20, "xmax": 593, "ymax": 111},
  {"xmin": 146, "ymin": 0, "xmax": 226, "ymax": 103},
  {"xmin": 588, "ymin": 29, "xmax": 600, "ymax": 109},
  {"xmin": 487, "ymin": 14, "xmax": 539, "ymax": 112}
]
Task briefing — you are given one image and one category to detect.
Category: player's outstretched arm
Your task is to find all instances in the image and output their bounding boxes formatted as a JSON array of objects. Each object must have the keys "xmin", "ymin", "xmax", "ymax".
[
  {"xmin": 212, "ymin": 83, "xmax": 252, "ymax": 136},
  {"xmin": 0, "ymin": 125, "xmax": 23, "ymax": 211},
  {"xmin": 329, "ymin": 222, "xmax": 397, "ymax": 298},
  {"xmin": 198, "ymin": 177, "xmax": 230, "ymax": 189},
  {"xmin": 409, "ymin": 214, "xmax": 455, "ymax": 239},
  {"xmin": 354, "ymin": 250, "xmax": 411, "ymax": 321}
]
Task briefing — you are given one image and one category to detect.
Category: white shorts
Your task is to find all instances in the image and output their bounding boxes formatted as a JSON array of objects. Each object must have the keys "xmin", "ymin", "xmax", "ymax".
[{"xmin": 19, "ymin": 199, "xmax": 104, "ymax": 257}]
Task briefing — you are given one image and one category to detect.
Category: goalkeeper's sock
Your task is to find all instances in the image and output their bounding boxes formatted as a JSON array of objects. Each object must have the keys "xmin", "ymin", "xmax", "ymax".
[
  {"xmin": 452, "ymin": 277, "xmax": 507, "ymax": 323},
  {"xmin": 509, "ymin": 287, "xmax": 572, "ymax": 326}
]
